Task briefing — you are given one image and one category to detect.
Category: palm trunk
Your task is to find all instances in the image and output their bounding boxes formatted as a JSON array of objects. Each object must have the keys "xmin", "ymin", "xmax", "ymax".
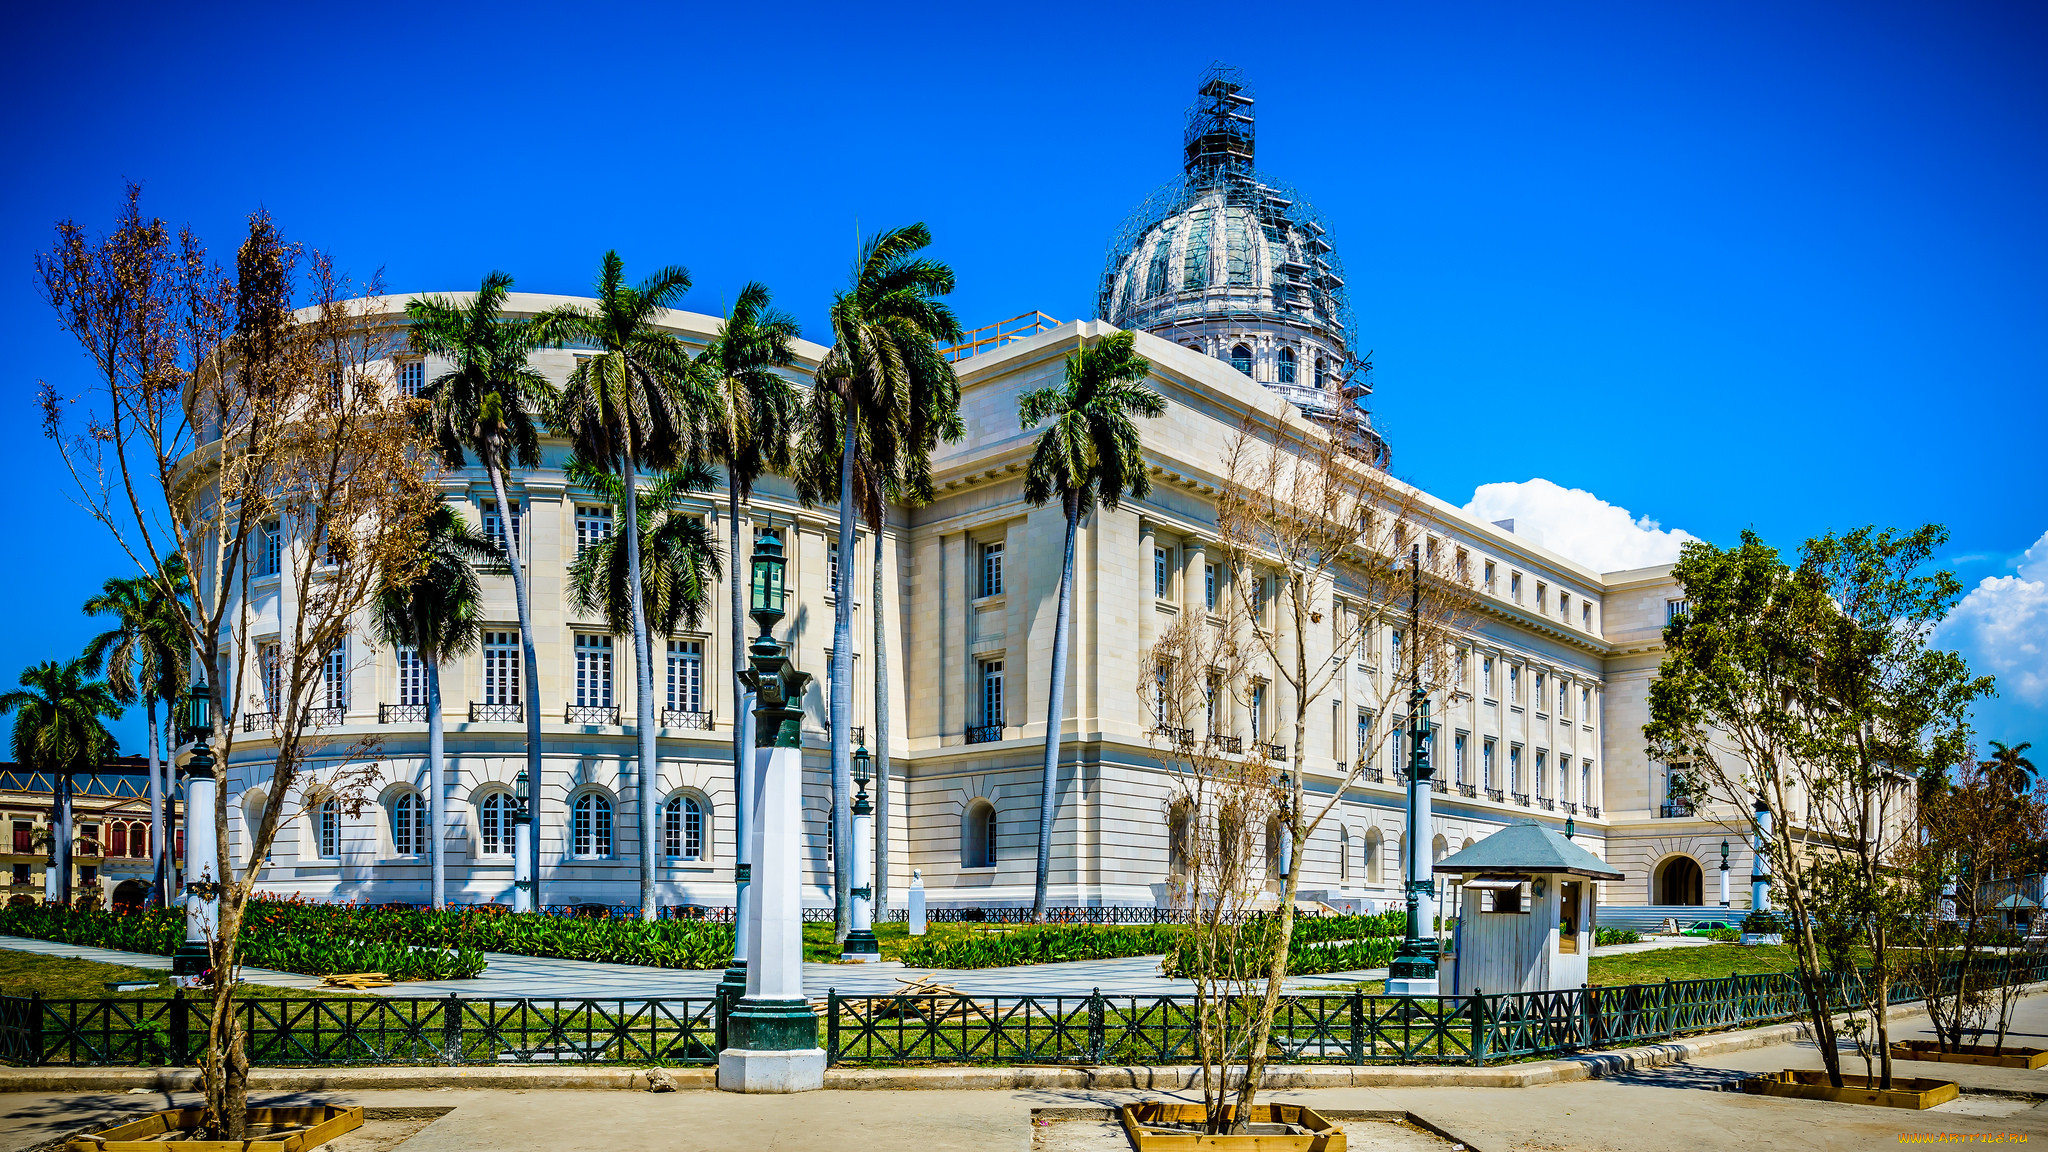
[
  {"xmin": 873, "ymin": 542, "xmax": 890, "ymax": 919},
  {"xmin": 428, "ymin": 659, "xmax": 446, "ymax": 910},
  {"xmin": 147, "ymin": 699, "xmax": 164, "ymax": 907},
  {"xmin": 622, "ymin": 454, "xmax": 660, "ymax": 920},
  {"xmin": 730, "ymin": 485, "xmax": 753, "ymax": 923},
  {"xmin": 831, "ymin": 415, "xmax": 856, "ymax": 943},
  {"xmin": 1034, "ymin": 494, "xmax": 1081, "ymax": 921},
  {"xmin": 485, "ymin": 458, "xmax": 546, "ymax": 914}
]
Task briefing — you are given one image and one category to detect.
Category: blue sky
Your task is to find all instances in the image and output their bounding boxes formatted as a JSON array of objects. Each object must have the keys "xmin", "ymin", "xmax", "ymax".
[{"xmin": 4, "ymin": 0, "xmax": 2044, "ymax": 753}]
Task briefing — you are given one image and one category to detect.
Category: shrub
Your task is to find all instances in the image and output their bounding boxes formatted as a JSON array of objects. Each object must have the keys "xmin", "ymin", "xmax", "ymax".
[
  {"xmin": 1708, "ymin": 928, "xmax": 1742, "ymax": 943},
  {"xmin": 1159, "ymin": 913, "xmax": 1406, "ymax": 979},
  {"xmin": 1741, "ymin": 910, "xmax": 1784, "ymax": 935},
  {"xmin": 898, "ymin": 924, "xmax": 1181, "ymax": 970},
  {"xmin": 1594, "ymin": 927, "xmax": 1641, "ymax": 947},
  {"xmin": 0, "ymin": 902, "xmax": 486, "ymax": 980}
]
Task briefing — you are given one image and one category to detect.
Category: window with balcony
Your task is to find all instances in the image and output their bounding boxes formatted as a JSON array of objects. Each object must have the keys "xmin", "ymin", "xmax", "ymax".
[
  {"xmin": 483, "ymin": 631, "xmax": 521, "ymax": 707},
  {"xmin": 1277, "ymin": 347, "xmax": 1296, "ymax": 384},
  {"xmin": 666, "ymin": 639, "xmax": 704, "ymax": 718},
  {"xmin": 321, "ymin": 642, "xmax": 348, "ymax": 714},
  {"xmin": 396, "ymin": 646, "xmax": 426, "ymax": 708},
  {"xmin": 573, "ymin": 634, "xmax": 614, "ymax": 715},
  {"xmin": 980, "ymin": 660, "xmax": 1004, "ymax": 727}
]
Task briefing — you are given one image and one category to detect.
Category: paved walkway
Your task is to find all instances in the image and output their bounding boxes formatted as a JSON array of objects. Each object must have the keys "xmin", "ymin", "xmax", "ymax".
[
  {"xmin": 0, "ymin": 930, "xmax": 1713, "ymax": 1001},
  {"xmin": 10, "ymin": 998, "xmax": 2046, "ymax": 1152}
]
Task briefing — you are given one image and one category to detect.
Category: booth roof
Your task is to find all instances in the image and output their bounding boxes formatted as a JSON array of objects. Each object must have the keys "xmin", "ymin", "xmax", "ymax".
[{"xmin": 1432, "ymin": 819, "xmax": 1625, "ymax": 881}]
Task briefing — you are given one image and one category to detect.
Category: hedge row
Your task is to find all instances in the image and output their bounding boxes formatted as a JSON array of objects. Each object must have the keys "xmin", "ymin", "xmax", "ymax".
[
  {"xmin": 896, "ymin": 924, "xmax": 1183, "ymax": 969},
  {"xmin": 0, "ymin": 904, "xmax": 486, "ymax": 980}
]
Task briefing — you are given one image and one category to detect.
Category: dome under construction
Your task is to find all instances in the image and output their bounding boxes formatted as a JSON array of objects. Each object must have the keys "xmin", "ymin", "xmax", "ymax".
[{"xmin": 1098, "ymin": 65, "xmax": 1385, "ymax": 463}]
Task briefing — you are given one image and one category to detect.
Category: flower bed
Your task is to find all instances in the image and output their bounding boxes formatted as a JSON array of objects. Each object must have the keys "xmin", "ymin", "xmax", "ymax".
[{"xmin": 0, "ymin": 904, "xmax": 485, "ymax": 980}]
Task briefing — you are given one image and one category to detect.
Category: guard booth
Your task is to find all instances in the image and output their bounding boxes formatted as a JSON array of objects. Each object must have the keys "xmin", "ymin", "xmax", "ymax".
[{"xmin": 1434, "ymin": 820, "xmax": 1624, "ymax": 996}]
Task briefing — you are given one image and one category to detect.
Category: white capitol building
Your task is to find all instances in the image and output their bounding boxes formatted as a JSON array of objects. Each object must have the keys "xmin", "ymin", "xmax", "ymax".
[{"xmin": 219, "ymin": 68, "xmax": 1759, "ymax": 918}]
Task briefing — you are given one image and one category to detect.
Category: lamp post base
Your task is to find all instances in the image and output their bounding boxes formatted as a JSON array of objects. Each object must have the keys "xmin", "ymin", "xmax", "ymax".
[
  {"xmin": 717, "ymin": 1047, "xmax": 826, "ymax": 1093},
  {"xmin": 1385, "ymin": 976, "xmax": 1440, "ymax": 996},
  {"xmin": 171, "ymin": 941, "xmax": 209, "ymax": 977},
  {"xmin": 839, "ymin": 930, "xmax": 879, "ymax": 962}
]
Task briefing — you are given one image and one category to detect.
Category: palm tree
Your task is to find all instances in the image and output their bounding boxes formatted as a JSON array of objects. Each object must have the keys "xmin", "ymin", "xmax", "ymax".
[
  {"xmin": 565, "ymin": 458, "xmax": 724, "ymax": 642},
  {"xmin": 538, "ymin": 253, "xmax": 711, "ymax": 920},
  {"xmin": 407, "ymin": 272, "xmax": 557, "ymax": 910},
  {"xmin": 804, "ymin": 224, "xmax": 962, "ymax": 939},
  {"xmin": 81, "ymin": 556, "xmax": 189, "ymax": 906},
  {"xmin": 699, "ymin": 284, "xmax": 800, "ymax": 893},
  {"xmin": 1983, "ymin": 741, "xmax": 2037, "ymax": 797},
  {"xmin": 0, "ymin": 659, "xmax": 122, "ymax": 907},
  {"xmin": 373, "ymin": 504, "xmax": 498, "ymax": 910},
  {"xmin": 1018, "ymin": 330, "xmax": 1164, "ymax": 920}
]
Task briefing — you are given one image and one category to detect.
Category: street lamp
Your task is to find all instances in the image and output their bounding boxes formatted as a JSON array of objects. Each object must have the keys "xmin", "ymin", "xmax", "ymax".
[
  {"xmin": 512, "ymin": 768, "xmax": 533, "ymax": 913},
  {"xmin": 1565, "ymin": 814, "xmax": 1576, "ymax": 840},
  {"xmin": 1387, "ymin": 544, "xmax": 1441, "ymax": 995},
  {"xmin": 173, "ymin": 682, "xmax": 218, "ymax": 976},
  {"xmin": 842, "ymin": 744, "xmax": 878, "ymax": 961},
  {"xmin": 1275, "ymin": 771, "xmax": 1294, "ymax": 879},
  {"xmin": 1719, "ymin": 838, "xmax": 1731, "ymax": 908},
  {"xmin": 721, "ymin": 527, "xmax": 823, "ymax": 1092}
]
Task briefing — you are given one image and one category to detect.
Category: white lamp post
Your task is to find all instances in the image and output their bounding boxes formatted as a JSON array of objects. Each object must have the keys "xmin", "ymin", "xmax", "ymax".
[
  {"xmin": 512, "ymin": 769, "xmax": 533, "ymax": 913},
  {"xmin": 173, "ymin": 682, "xmax": 219, "ymax": 976},
  {"xmin": 842, "ymin": 744, "xmax": 879, "ymax": 961}
]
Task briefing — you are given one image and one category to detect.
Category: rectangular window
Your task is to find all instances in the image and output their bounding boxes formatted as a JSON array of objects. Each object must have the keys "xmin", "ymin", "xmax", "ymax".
[
  {"xmin": 319, "ymin": 801, "xmax": 338, "ymax": 859},
  {"xmin": 980, "ymin": 541, "xmax": 1004, "ymax": 597},
  {"xmin": 1534, "ymin": 672, "xmax": 1546, "ymax": 712},
  {"xmin": 483, "ymin": 631, "xmax": 521, "ymax": 706},
  {"xmin": 828, "ymin": 539, "xmax": 841, "ymax": 590},
  {"xmin": 1510, "ymin": 572, "xmax": 1522, "ymax": 602},
  {"xmin": 1537, "ymin": 582, "xmax": 1548, "ymax": 612},
  {"xmin": 1156, "ymin": 663, "xmax": 1170, "ymax": 727},
  {"xmin": 1510, "ymin": 745, "xmax": 1523, "ymax": 792},
  {"xmin": 322, "ymin": 642, "xmax": 348, "ymax": 712},
  {"xmin": 575, "ymin": 635, "xmax": 614, "ymax": 708},
  {"xmin": 1154, "ymin": 547, "xmax": 1170, "ymax": 598},
  {"xmin": 1508, "ymin": 665, "xmax": 1520, "ymax": 704},
  {"xmin": 1535, "ymin": 750, "xmax": 1547, "ymax": 797},
  {"xmin": 1582, "ymin": 602, "xmax": 1592, "ymax": 629},
  {"xmin": 1203, "ymin": 563, "xmax": 1218, "ymax": 611},
  {"xmin": 1456, "ymin": 650, "xmax": 1469, "ymax": 690},
  {"xmin": 1558, "ymin": 679, "xmax": 1571, "ymax": 718},
  {"xmin": 1206, "ymin": 674, "xmax": 1222, "ymax": 735},
  {"xmin": 1582, "ymin": 760, "xmax": 1593, "ymax": 805},
  {"xmin": 1255, "ymin": 576, "xmax": 1269, "ymax": 626},
  {"xmin": 1559, "ymin": 756, "xmax": 1572, "ymax": 800},
  {"xmin": 1249, "ymin": 683, "xmax": 1266, "ymax": 741},
  {"xmin": 258, "ymin": 520, "xmax": 281, "ymax": 577},
  {"xmin": 398, "ymin": 360, "xmax": 425, "ymax": 398},
  {"xmin": 259, "ymin": 643, "xmax": 281, "ymax": 708},
  {"xmin": 575, "ymin": 506, "xmax": 613, "ymax": 555},
  {"xmin": 1484, "ymin": 560, "xmax": 1496, "ymax": 592},
  {"xmin": 1559, "ymin": 592, "xmax": 1571, "ymax": 621},
  {"xmin": 1483, "ymin": 738, "xmax": 1496, "ymax": 788},
  {"xmin": 479, "ymin": 795, "xmax": 507, "ymax": 856},
  {"xmin": 1356, "ymin": 710, "xmax": 1372, "ymax": 768},
  {"xmin": 1482, "ymin": 656, "xmax": 1494, "ymax": 697},
  {"xmin": 980, "ymin": 660, "xmax": 1004, "ymax": 727},
  {"xmin": 1456, "ymin": 549, "xmax": 1470, "ymax": 582},
  {"xmin": 667, "ymin": 639, "xmax": 704, "ymax": 713},
  {"xmin": 481, "ymin": 500, "xmax": 523, "ymax": 557},
  {"xmin": 1581, "ymin": 686, "xmax": 1592, "ymax": 721},
  {"xmin": 1455, "ymin": 732, "xmax": 1468, "ymax": 783},
  {"xmin": 396, "ymin": 646, "xmax": 427, "ymax": 708},
  {"xmin": 1389, "ymin": 629, "xmax": 1402, "ymax": 671},
  {"xmin": 1667, "ymin": 598, "xmax": 1690, "ymax": 623}
]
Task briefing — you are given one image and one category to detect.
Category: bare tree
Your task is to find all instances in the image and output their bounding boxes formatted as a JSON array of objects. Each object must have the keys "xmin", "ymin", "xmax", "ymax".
[
  {"xmin": 37, "ymin": 189, "xmax": 433, "ymax": 1136},
  {"xmin": 1158, "ymin": 405, "xmax": 1472, "ymax": 1131}
]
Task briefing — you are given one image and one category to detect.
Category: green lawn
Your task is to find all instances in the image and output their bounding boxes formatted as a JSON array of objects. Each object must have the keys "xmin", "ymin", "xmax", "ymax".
[
  {"xmin": 0, "ymin": 949, "xmax": 360, "ymax": 1001},
  {"xmin": 801, "ymin": 920, "xmax": 1033, "ymax": 964},
  {"xmin": 1303, "ymin": 942, "xmax": 1819, "ymax": 994}
]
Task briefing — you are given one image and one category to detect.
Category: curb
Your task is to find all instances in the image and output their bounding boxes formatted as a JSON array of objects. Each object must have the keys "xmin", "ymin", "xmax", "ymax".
[{"xmin": 7, "ymin": 983, "xmax": 2036, "ymax": 1094}]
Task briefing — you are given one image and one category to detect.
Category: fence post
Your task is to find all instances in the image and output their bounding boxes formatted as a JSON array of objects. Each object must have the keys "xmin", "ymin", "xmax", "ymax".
[
  {"xmin": 1470, "ymin": 990, "xmax": 1487, "ymax": 1067},
  {"xmin": 1088, "ymin": 988, "xmax": 1106, "ymax": 1064},
  {"xmin": 1662, "ymin": 979, "xmax": 1673, "ymax": 1040},
  {"xmin": 1349, "ymin": 989, "xmax": 1366, "ymax": 1063},
  {"xmin": 442, "ymin": 993, "xmax": 463, "ymax": 1065},
  {"xmin": 1579, "ymin": 984, "xmax": 1591, "ymax": 1050},
  {"xmin": 168, "ymin": 989, "xmax": 188, "ymax": 1067},
  {"xmin": 715, "ymin": 982, "xmax": 730, "ymax": 1053},
  {"xmin": 825, "ymin": 990, "xmax": 839, "ymax": 1066},
  {"xmin": 26, "ymin": 993, "xmax": 42, "ymax": 1067}
]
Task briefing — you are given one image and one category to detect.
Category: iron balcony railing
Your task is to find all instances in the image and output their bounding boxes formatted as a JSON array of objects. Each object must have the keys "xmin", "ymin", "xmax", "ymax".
[
  {"xmin": 1660, "ymin": 799, "xmax": 1694, "ymax": 818},
  {"xmin": 852, "ymin": 727, "xmax": 865, "ymax": 746},
  {"xmin": 1152, "ymin": 725, "xmax": 1195, "ymax": 747},
  {"xmin": 1511, "ymin": 791, "xmax": 1530, "ymax": 806},
  {"xmin": 241, "ymin": 711, "xmax": 277, "ymax": 732},
  {"xmin": 1207, "ymin": 734, "xmax": 1243, "ymax": 755},
  {"xmin": 1485, "ymin": 787, "xmax": 1505, "ymax": 802},
  {"xmin": 1431, "ymin": 776, "xmax": 1448, "ymax": 794},
  {"xmin": 964, "ymin": 725, "xmax": 1003, "ymax": 745},
  {"xmin": 306, "ymin": 707, "xmax": 344, "ymax": 727},
  {"xmin": 379, "ymin": 703, "xmax": 428, "ymax": 724},
  {"xmin": 564, "ymin": 704, "xmax": 619, "ymax": 726},
  {"xmin": 1362, "ymin": 766, "xmax": 1383, "ymax": 782},
  {"xmin": 1458, "ymin": 783, "xmax": 1478, "ymax": 798},
  {"xmin": 1562, "ymin": 801, "xmax": 1579, "ymax": 815},
  {"xmin": 1262, "ymin": 743, "xmax": 1288, "ymax": 762},
  {"xmin": 469, "ymin": 702, "xmax": 522, "ymax": 723},
  {"xmin": 1537, "ymin": 796, "xmax": 1555, "ymax": 811},
  {"xmin": 662, "ymin": 709, "xmax": 714, "ymax": 730},
  {"xmin": 1586, "ymin": 805, "xmax": 1602, "ymax": 817}
]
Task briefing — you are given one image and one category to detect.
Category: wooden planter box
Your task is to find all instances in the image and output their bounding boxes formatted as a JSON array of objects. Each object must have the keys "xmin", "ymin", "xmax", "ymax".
[
  {"xmin": 1891, "ymin": 1040, "xmax": 2048, "ymax": 1069},
  {"xmin": 69, "ymin": 1105, "xmax": 364, "ymax": 1151},
  {"xmin": 1743, "ymin": 1070, "xmax": 1959, "ymax": 1110},
  {"xmin": 1118, "ymin": 1102, "xmax": 1347, "ymax": 1151}
]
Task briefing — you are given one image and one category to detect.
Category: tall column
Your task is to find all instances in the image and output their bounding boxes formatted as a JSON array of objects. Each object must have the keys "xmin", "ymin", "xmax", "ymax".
[
  {"xmin": 174, "ymin": 739, "xmax": 219, "ymax": 976},
  {"xmin": 720, "ymin": 568, "xmax": 823, "ymax": 1093}
]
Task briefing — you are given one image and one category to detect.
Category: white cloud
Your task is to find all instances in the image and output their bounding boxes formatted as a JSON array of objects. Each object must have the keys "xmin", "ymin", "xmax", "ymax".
[
  {"xmin": 1939, "ymin": 529, "xmax": 2048, "ymax": 711},
  {"xmin": 1461, "ymin": 479, "xmax": 1700, "ymax": 573}
]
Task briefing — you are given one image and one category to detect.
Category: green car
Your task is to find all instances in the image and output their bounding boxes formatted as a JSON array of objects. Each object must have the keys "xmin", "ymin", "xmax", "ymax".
[{"xmin": 1681, "ymin": 919, "xmax": 1735, "ymax": 936}]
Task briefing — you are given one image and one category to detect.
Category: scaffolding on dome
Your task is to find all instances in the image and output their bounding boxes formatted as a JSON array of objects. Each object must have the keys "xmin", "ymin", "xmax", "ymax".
[
  {"xmin": 939, "ymin": 311, "xmax": 1062, "ymax": 363},
  {"xmin": 1095, "ymin": 64, "xmax": 1385, "ymax": 465}
]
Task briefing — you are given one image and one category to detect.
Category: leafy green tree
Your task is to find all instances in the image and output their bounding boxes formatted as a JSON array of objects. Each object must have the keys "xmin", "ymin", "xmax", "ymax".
[
  {"xmin": 699, "ymin": 284, "xmax": 800, "ymax": 891},
  {"xmin": 803, "ymin": 224, "xmax": 962, "ymax": 938},
  {"xmin": 1018, "ymin": 331, "xmax": 1163, "ymax": 919},
  {"xmin": 407, "ymin": 272, "xmax": 557, "ymax": 908},
  {"xmin": 0, "ymin": 659, "xmax": 122, "ymax": 906},
  {"xmin": 538, "ymin": 253, "xmax": 711, "ymax": 920},
  {"xmin": 566, "ymin": 459, "xmax": 723, "ymax": 642},
  {"xmin": 81, "ymin": 556, "xmax": 189, "ymax": 905},
  {"xmin": 373, "ymin": 504, "xmax": 498, "ymax": 910}
]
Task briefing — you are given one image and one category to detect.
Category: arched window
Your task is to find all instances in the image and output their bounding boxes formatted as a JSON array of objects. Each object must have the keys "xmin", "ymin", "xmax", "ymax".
[
  {"xmin": 108, "ymin": 822, "xmax": 128, "ymax": 858},
  {"xmin": 1364, "ymin": 828, "xmax": 1383, "ymax": 885},
  {"xmin": 1167, "ymin": 800, "xmax": 1195, "ymax": 880},
  {"xmin": 1313, "ymin": 355, "xmax": 1327, "ymax": 390},
  {"xmin": 1338, "ymin": 826, "xmax": 1351, "ymax": 881},
  {"xmin": 572, "ymin": 792, "xmax": 613, "ymax": 859},
  {"xmin": 1229, "ymin": 344, "xmax": 1253, "ymax": 376},
  {"xmin": 1145, "ymin": 238, "xmax": 1173, "ymax": 298},
  {"xmin": 1657, "ymin": 856, "xmax": 1704, "ymax": 906},
  {"xmin": 1278, "ymin": 347, "xmax": 1296, "ymax": 384},
  {"xmin": 317, "ymin": 799, "xmax": 339, "ymax": 859},
  {"xmin": 664, "ymin": 794, "xmax": 704, "ymax": 861},
  {"xmin": 1432, "ymin": 834, "xmax": 1448, "ymax": 865},
  {"xmin": 243, "ymin": 789, "xmax": 269, "ymax": 865},
  {"xmin": 478, "ymin": 792, "xmax": 512, "ymax": 857},
  {"xmin": 962, "ymin": 800, "xmax": 996, "ymax": 868},
  {"xmin": 390, "ymin": 792, "xmax": 423, "ymax": 856}
]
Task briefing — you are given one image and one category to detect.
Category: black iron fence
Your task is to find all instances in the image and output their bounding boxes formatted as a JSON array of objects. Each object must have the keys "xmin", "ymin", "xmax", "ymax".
[{"xmin": 4, "ymin": 955, "xmax": 2039, "ymax": 1070}]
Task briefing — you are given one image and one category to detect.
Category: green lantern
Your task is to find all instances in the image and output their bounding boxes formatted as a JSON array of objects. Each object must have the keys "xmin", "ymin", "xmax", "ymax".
[{"xmin": 750, "ymin": 530, "xmax": 786, "ymax": 622}]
